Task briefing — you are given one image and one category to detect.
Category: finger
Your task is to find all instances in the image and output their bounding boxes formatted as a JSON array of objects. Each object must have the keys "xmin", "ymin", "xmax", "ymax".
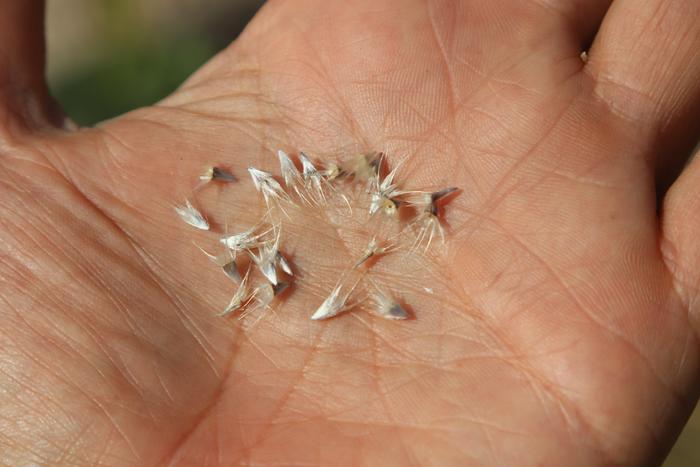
[
  {"xmin": 662, "ymin": 150, "xmax": 700, "ymax": 331},
  {"xmin": 532, "ymin": 0, "xmax": 612, "ymax": 45},
  {"xmin": 0, "ymin": 0, "xmax": 61, "ymax": 133},
  {"xmin": 585, "ymin": 1, "xmax": 700, "ymax": 165}
]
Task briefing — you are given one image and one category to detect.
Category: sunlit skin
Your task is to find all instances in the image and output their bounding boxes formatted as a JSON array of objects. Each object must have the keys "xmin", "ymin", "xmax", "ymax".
[{"xmin": 1, "ymin": 0, "xmax": 700, "ymax": 465}]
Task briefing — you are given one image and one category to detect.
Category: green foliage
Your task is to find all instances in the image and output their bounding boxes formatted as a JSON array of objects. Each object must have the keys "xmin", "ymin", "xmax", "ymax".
[{"xmin": 51, "ymin": 36, "xmax": 216, "ymax": 126}]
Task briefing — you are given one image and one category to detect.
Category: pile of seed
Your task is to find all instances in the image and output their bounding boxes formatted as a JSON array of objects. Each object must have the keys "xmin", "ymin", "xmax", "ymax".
[{"xmin": 175, "ymin": 151, "xmax": 457, "ymax": 322}]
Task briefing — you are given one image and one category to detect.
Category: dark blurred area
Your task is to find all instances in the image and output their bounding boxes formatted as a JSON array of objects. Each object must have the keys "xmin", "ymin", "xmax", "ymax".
[
  {"xmin": 47, "ymin": 0, "xmax": 263, "ymax": 125},
  {"xmin": 45, "ymin": 1, "xmax": 700, "ymax": 465}
]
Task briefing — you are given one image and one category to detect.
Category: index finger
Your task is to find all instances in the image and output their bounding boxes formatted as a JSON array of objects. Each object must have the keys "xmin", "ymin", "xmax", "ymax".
[{"xmin": 0, "ymin": 0, "xmax": 60, "ymax": 135}]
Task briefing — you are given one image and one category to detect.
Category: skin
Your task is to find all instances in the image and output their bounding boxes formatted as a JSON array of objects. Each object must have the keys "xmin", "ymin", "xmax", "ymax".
[{"xmin": 1, "ymin": 0, "xmax": 699, "ymax": 465}]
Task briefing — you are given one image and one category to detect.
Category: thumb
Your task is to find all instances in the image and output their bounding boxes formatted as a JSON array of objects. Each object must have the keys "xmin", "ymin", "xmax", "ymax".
[
  {"xmin": 0, "ymin": 0, "xmax": 63, "ymax": 135},
  {"xmin": 662, "ymin": 149, "xmax": 700, "ymax": 333}
]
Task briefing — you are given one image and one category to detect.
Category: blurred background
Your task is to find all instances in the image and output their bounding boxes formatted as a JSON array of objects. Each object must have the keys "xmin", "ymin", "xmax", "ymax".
[
  {"xmin": 46, "ymin": 1, "xmax": 699, "ymax": 465},
  {"xmin": 47, "ymin": 0, "xmax": 263, "ymax": 125}
]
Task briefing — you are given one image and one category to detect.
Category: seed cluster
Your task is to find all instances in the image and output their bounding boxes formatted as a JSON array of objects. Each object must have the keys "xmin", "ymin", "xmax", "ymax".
[{"xmin": 174, "ymin": 151, "xmax": 457, "ymax": 322}]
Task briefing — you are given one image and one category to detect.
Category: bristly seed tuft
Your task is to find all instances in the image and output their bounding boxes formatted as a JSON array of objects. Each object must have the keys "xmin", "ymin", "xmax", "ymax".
[
  {"xmin": 219, "ymin": 268, "xmax": 254, "ymax": 316},
  {"xmin": 177, "ymin": 152, "xmax": 458, "ymax": 324},
  {"xmin": 369, "ymin": 160, "xmax": 405, "ymax": 216},
  {"xmin": 277, "ymin": 150, "xmax": 310, "ymax": 204},
  {"xmin": 174, "ymin": 199, "xmax": 210, "ymax": 230},
  {"xmin": 248, "ymin": 167, "xmax": 291, "ymax": 211},
  {"xmin": 406, "ymin": 186, "xmax": 459, "ymax": 250},
  {"xmin": 220, "ymin": 223, "xmax": 274, "ymax": 253},
  {"xmin": 310, "ymin": 276, "xmax": 361, "ymax": 320},
  {"xmin": 299, "ymin": 152, "xmax": 327, "ymax": 204},
  {"xmin": 249, "ymin": 227, "xmax": 282, "ymax": 285}
]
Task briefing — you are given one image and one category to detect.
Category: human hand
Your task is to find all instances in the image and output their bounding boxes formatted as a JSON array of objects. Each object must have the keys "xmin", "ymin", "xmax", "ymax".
[{"xmin": 1, "ymin": 1, "xmax": 700, "ymax": 465}]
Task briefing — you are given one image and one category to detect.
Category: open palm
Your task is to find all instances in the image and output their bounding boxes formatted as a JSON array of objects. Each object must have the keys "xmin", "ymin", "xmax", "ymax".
[{"xmin": 2, "ymin": 0, "xmax": 700, "ymax": 465}]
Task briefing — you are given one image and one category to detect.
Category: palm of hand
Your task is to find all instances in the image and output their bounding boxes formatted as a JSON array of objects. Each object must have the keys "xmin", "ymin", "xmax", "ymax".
[{"xmin": 2, "ymin": 1, "xmax": 700, "ymax": 465}]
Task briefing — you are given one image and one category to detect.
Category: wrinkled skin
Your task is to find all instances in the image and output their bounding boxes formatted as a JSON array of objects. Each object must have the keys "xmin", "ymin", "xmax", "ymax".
[{"xmin": 1, "ymin": 0, "xmax": 700, "ymax": 465}]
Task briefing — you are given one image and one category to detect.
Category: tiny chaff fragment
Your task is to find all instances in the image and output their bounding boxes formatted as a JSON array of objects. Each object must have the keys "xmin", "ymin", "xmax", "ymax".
[
  {"xmin": 428, "ymin": 187, "xmax": 458, "ymax": 215},
  {"xmin": 276, "ymin": 251, "xmax": 293, "ymax": 276},
  {"xmin": 255, "ymin": 281, "xmax": 290, "ymax": 309},
  {"xmin": 200, "ymin": 166, "xmax": 237, "ymax": 184},
  {"xmin": 222, "ymin": 260, "xmax": 243, "ymax": 283},
  {"xmin": 373, "ymin": 290, "xmax": 409, "ymax": 320},
  {"xmin": 344, "ymin": 152, "xmax": 382, "ymax": 182},
  {"xmin": 195, "ymin": 243, "xmax": 225, "ymax": 265},
  {"xmin": 354, "ymin": 237, "xmax": 394, "ymax": 268},
  {"xmin": 322, "ymin": 161, "xmax": 346, "ymax": 182},
  {"xmin": 239, "ymin": 281, "xmax": 291, "ymax": 323}
]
